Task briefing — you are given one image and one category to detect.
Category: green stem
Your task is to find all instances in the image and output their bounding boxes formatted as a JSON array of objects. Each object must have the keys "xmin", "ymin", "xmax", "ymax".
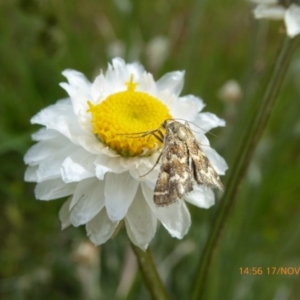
[
  {"xmin": 130, "ymin": 243, "xmax": 170, "ymax": 300},
  {"xmin": 192, "ymin": 35, "xmax": 299, "ymax": 300}
]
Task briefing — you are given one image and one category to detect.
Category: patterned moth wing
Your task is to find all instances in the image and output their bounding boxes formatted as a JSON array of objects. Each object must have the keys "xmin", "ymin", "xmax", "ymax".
[
  {"xmin": 153, "ymin": 121, "xmax": 193, "ymax": 206},
  {"xmin": 185, "ymin": 125, "xmax": 224, "ymax": 191},
  {"xmin": 154, "ymin": 120, "xmax": 223, "ymax": 206}
]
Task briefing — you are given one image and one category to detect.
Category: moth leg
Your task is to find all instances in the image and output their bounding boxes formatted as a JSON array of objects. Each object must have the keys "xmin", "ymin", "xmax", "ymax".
[
  {"xmin": 154, "ymin": 129, "xmax": 165, "ymax": 142},
  {"xmin": 146, "ymin": 131, "xmax": 164, "ymax": 143},
  {"xmin": 140, "ymin": 151, "xmax": 163, "ymax": 177},
  {"xmin": 144, "ymin": 128, "xmax": 164, "ymax": 143}
]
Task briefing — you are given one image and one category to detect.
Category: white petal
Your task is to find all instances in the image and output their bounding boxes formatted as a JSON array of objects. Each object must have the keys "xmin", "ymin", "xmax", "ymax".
[
  {"xmin": 69, "ymin": 178, "xmax": 97, "ymax": 208},
  {"xmin": 31, "ymin": 128, "xmax": 60, "ymax": 142},
  {"xmin": 156, "ymin": 71, "xmax": 185, "ymax": 96},
  {"xmin": 61, "ymin": 148, "xmax": 96, "ymax": 183},
  {"xmin": 105, "ymin": 63, "xmax": 126, "ymax": 93},
  {"xmin": 184, "ymin": 186, "xmax": 215, "ymax": 209},
  {"xmin": 59, "ymin": 197, "xmax": 72, "ymax": 229},
  {"xmin": 35, "ymin": 178, "xmax": 76, "ymax": 200},
  {"xmin": 158, "ymin": 202, "xmax": 191, "ymax": 239},
  {"xmin": 194, "ymin": 132, "xmax": 210, "ymax": 148},
  {"xmin": 36, "ymin": 144, "xmax": 77, "ymax": 182},
  {"xmin": 86, "ymin": 209, "xmax": 119, "ymax": 245},
  {"xmin": 202, "ymin": 147, "xmax": 228, "ymax": 175},
  {"xmin": 118, "ymin": 154, "xmax": 157, "ymax": 173},
  {"xmin": 104, "ymin": 172, "xmax": 139, "ymax": 222},
  {"xmin": 128, "ymin": 154, "xmax": 160, "ymax": 183},
  {"xmin": 111, "ymin": 57, "xmax": 128, "ymax": 74},
  {"xmin": 95, "ymin": 155, "xmax": 127, "ymax": 174},
  {"xmin": 109, "ymin": 58, "xmax": 144, "ymax": 85},
  {"xmin": 285, "ymin": 4, "xmax": 300, "ymax": 38},
  {"xmin": 76, "ymin": 134, "xmax": 108, "ymax": 155},
  {"xmin": 24, "ymin": 166, "xmax": 38, "ymax": 182},
  {"xmin": 137, "ymin": 73, "xmax": 157, "ymax": 95},
  {"xmin": 24, "ymin": 135, "xmax": 69, "ymax": 165},
  {"xmin": 90, "ymin": 73, "xmax": 110, "ymax": 103},
  {"xmin": 31, "ymin": 99, "xmax": 86, "ymax": 143},
  {"xmin": 253, "ymin": 4, "xmax": 285, "ymax": 20},
  {"xmin": 61, "ymin": 69, "xmax": 91, "ymax": 92},
  {"xmin": 195, "ymin": 112, "xmax": 226, "ymax": 133},
  {"xmin": 126, "ymin": 61, "xmax": 145, "ymax": 78},
  {"xmin": 31, "ymin": 99, "xmax": 69, "ymax": 125},
  {"xmin": 70, "ymin": 179, "xmax": 105, "ymax": 227},
  {"xmin": 142, "ymin": 183, "xmax": 191, "ymax": 239},
  {"xmin": 172, "ymin": 95, "xmax": 205, "ymax": 121},
  {"xmin": 60, "ymin": 69, "xmax": 92, "ymax": 116},
  {"xmin": 95, "ymin": 164, "xmax": 111, "ymax": 180},
  {"xmin": 125, "ymin": 189, "xmax": 157, "ymax": 250},
  {"xmin": 105, "ymin": 58, "xmax": 144, "ymax": 93}
]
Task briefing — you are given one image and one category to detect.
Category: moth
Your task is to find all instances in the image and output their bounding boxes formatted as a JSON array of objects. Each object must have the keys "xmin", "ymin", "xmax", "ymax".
[{"xmin": 140, "ymin": 120, "xmax": 224, "ymax": 206}]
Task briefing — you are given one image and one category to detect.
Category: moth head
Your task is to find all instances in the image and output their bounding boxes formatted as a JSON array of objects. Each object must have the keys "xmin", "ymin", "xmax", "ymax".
[
  {"xmin": 162, "ymin": 119, "xmax": 188, "ymax": 141},
  {"xmin": 176, "ymin": 125, "xmax": 187, "ymax": 141},
  {"xmin": 161, "ymin": 119, "xmax": 173, "ymax": 128}
]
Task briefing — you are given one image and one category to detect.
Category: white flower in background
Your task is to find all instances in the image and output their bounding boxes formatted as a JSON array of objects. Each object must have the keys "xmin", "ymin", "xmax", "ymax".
[
  {"xmin": 251, "ymin": 1, "xmax": 300, "ymax": 38},
  {"xmin": 24, "ymin": 58, "xmax": 227, "ymax": 250}
]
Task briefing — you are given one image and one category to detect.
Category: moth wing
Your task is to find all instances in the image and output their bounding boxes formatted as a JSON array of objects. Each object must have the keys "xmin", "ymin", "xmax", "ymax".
[
  {"xmin": 154, "ymin": 139, "xmax": 193, "ymax": 206},
  {"xmin": 154, "ymin": 170, "xmax": 174, "ymax": 206},
  {"xmin": 187, "ymin": 131, "xmax": 224, "ymax": 191}
]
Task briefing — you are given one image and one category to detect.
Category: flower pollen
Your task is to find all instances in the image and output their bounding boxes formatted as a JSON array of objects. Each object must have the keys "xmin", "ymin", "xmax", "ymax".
[{"xmin": 88, "ymin": 75, "xmax": 172, "ymax": 157}]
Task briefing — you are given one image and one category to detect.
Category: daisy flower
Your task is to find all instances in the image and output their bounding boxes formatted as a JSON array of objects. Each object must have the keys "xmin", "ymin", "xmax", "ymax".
[
  {"xmin": 251, "ymin": 0, "xmax": 300, "ymax": 38},
  {"xmin": 24, "ymin": 57, "xmax": 228, "ymax": 250}
]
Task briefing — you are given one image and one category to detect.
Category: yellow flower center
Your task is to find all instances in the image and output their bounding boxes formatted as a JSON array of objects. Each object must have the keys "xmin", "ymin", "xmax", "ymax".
[{"xmin": 88, "ymin": 75, "xmax": 172, "ymax": 157}]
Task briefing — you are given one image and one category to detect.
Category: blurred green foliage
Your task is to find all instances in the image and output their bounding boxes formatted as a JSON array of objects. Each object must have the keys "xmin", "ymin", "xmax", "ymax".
[{"xmin": 1, "ymin": 0, "xmax": 300, "ymax": 299}]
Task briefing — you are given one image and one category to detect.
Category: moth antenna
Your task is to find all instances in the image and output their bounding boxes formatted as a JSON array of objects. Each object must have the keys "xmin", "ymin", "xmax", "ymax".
[
  {"xmin": 173, "ymin": 118, "xmax": 218, "ymax": 137},
  {"xmin": 116, "ymin": 126, "xmax": 165, "ymax": 143},
  {"xmin": 116, "ymin": 132, "xmax": 146, "ymax": 136},
  {"xmin": 116, "ymin": 134, "xmax": 145, "ymax": 139},
  {"xmin": 116, "ymin": 128, "xmax": 158, "ymax": 137}
]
